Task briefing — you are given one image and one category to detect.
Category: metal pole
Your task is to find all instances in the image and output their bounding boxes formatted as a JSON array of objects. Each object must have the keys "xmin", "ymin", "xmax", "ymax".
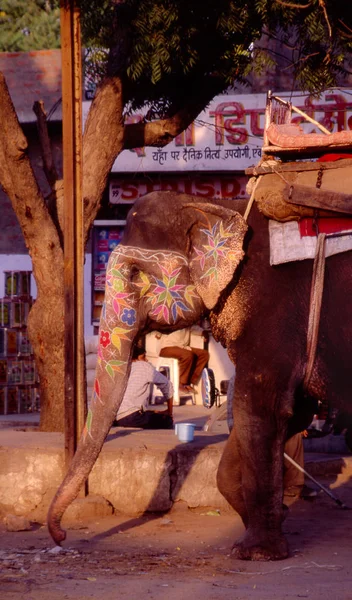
[
  {"xmin": 60, "ymin": 0, "xmax": 86, "ymax": 471},
  {"xmin": 284, "ymin": 452, "xmax": 350, "ymax": 509}
]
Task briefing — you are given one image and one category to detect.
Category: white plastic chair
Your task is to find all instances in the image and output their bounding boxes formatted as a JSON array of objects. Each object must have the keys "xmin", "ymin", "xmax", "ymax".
[{"xmin": 150, "ymin": 356, "xmax": 180, "ymax": 406}]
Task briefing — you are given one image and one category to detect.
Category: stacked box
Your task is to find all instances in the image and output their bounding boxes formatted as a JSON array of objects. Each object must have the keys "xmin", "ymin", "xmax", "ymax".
[
  {"xmin": 0, "ymin": 359, "xmax": 7, "ymax": 384},
  {"xmin": 19, "ymin": 387, "xmax": 33, "ymax": 413},
  {"xmin": 0, "ymin": 329, "xmax": 18, "ymax": 355},
  {"xmin": 4, "ymin": 271, "xmax": 31, "ymax": 298},
  {"xmin": 23, "ymin": 360, "xmax": 36, "ymax": 385},
  {"xmin": 0, "ymin": 300, "xmax": 11, "ymax": 327},
  {"xmin": 0, "ymin": 270, "xmax": 40, "ymax": 415},
  {"xmin": 7, "ymin": 387, "xmax": 19, "ymax": 414},
  {"xmin": 18, "ymin": 331, "xmax": 32, "ymax": 356},
  {"xmin": 8, "ymin": 360, "xmax": 23, "ymax": 385},
  {"xmin": 0, "ymin": 387, "xmax": 6, "ymax": 413}
]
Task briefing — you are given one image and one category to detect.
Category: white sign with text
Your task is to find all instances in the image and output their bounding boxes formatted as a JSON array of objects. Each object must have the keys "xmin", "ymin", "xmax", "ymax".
[{"xmin": 83, "ymin": 89, "xmax": 352, "ymax": 173}]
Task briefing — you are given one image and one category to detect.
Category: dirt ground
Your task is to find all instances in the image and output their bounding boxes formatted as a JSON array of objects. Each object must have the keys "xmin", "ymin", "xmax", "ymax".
[{"xmin": 1, "ymin": 475, "xmax": 352, "ymax": 600}]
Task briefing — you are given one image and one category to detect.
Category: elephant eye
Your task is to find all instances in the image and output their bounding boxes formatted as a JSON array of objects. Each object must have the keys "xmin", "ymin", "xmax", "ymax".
[{"xmin": 130, "ymin": 265, "xmax": 140, "ymax": 282}]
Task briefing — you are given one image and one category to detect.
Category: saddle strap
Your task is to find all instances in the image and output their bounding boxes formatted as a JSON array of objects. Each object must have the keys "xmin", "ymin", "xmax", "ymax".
[{"xmin": 303, "ymin": 232, "xmax": 326, "ymax": 390}]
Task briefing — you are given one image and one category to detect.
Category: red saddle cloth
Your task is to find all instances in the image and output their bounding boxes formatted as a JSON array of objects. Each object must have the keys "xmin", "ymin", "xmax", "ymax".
[{"xmin": 299, "ymin": 154, "xmax": 352, "ymax": 237}]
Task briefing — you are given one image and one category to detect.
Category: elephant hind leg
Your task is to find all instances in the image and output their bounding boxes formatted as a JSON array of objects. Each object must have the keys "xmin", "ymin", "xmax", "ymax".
[
  {"xmin": 217, "ymin": 428, "xmax": 248, "ymax": 527},
  {"xmin": 231, "ymin": 527, "xmax": 289, "ymax": 561},
  {"xmin": 217, "ymin": 424, "xmax": 289, "ymax": 561}
]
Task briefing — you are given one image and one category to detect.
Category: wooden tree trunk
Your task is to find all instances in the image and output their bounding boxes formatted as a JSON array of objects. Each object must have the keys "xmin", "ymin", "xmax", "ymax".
[
  {"xmin": 0, "ymin": 68, "xmax": 203, "ymax": 431},
  {"xmin": 27, "ymin": 267, "xmax": 65, "ymax": 431},
  {"xmin": 0, "ymin": 73, "xmax": 126, "ymax": 431},
  {"xmin": 0, "ymin": 73, "xmax": 66, "ymax": 431}
]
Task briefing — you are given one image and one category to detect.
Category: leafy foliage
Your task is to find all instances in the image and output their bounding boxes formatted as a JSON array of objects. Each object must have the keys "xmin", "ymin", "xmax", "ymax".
[
  {"xmin": 0, "ymin": 0, "xmax": 60, "ymax": 51},
  {"xmin": 80, "ymin": 0, "xmax": 352, "ymax": 116},
  {"xmin": 257, "ymin": 0, "xmax": 352, "ymax": 94},
  {"xmin": 1, "ymin": 1, "xmax": 352, "ymax": 112},
  {"xmin": 82, "ymin": 0, "xmax": 264, "ymax": 114}
]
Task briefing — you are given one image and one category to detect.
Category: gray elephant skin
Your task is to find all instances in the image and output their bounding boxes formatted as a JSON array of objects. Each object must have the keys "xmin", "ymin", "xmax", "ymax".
[{"xmin": 48, "ymin": 191, "xmax": 351, "ymax": 561}]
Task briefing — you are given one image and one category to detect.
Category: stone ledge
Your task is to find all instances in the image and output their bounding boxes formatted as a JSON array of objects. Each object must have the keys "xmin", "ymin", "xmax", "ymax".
[{"xmin": 0, "ymin": 429, "xmax": 350, "ymax": 522}]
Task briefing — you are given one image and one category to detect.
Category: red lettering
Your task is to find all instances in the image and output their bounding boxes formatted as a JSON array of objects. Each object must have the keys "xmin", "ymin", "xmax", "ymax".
[
  {"xmin": 176, "ymin": 180, "xmax": 186, "ymax": 193},
  {"xmin": 120, "ymin": 184, "xmax": 139, "ymax": 200},
  {"xmin": 161, "ymin": 181, "xmax": 179, "ymax": 191},
  {"xmin": 185, "ymin": 123, "xmax": 195, "ymax": 145},
  {"xmin": 224, "ymin": 119, "xmax": 248, "ymax": 145},
  {"xmin": 220, "ymin": 179, "xmax": 241, "ymax": 198},
  {"xmin": 184, "ymin": 180, "xmax": 194, "ymax": 195},
  {"xmin": 174, "ymin": 124, "xmax": 195, "ymax": 146},
  {"xmin": 249, "ymin": 109, "xmax": 264, "ymax": 138},
  {"xmin": 194, "ymin": 180, "xmax": 215, "ymax": 197},
  {"xmin": 146, "ymin": 182, "xmax": 158, "ymax": 194},
  {"xmin": 209, "ymin": 102, "xmax": 246, "ymax": 145},
  {"xmin": 325, "ymin": 94, "xmax": 348, "ymax": 131},
  {"xmin": 174, "ymin": 132, "xmax": 184, "ymax": 146}
]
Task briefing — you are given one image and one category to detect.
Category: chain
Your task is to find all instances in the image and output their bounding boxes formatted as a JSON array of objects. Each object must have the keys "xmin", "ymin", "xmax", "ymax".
[{"xmin": 316, "ymin": 166, "xmax": 324, "ymax": 189}]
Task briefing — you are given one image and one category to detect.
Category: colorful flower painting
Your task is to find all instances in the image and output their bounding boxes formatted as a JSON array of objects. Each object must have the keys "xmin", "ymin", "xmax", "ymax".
[
  {"xmin": 192, "ymin": 221, "xmax": 236, "ymax": 281},
  {"xmin": 121, "ymin": 307, "xmax": 137, "ymax": 326},
  {"xmin": 85, "ymin": 245, "xmax": 203, "ymax": 438},
  {"xmin": 99, "ymin": 330, "xmax": 111, "ymax": 348},
  {"xmin": 135, "ymin": 262, "xmax": 199, "ymax": 325}
]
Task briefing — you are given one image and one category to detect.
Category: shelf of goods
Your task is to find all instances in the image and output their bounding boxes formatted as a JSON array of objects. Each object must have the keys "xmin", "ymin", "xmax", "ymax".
[
  {"xmin": 92, "ymin": 221, "xmax": 125, "ymax": 327},
  {"xmin": 0, "ymin": 271, "xmax": 40, "ymax": 415}
]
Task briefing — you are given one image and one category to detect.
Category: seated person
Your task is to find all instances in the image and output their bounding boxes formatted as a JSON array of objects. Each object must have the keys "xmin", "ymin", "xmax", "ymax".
[
  {"xmin": 113, "ymin": 347, "xmax": 173, "ymax": 429},
  {"xmin": 283, "ymin": 432, "xmax": 317, "ymax": 499},
  {"xmin": 158, "ymin": 327, "xmax": 209, "ymax": 393}
]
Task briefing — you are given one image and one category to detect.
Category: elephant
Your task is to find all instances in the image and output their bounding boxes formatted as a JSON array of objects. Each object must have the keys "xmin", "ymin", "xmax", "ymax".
[{"xmin": 48, "ymin": 190, "xmax": 351, "ymax": 561}]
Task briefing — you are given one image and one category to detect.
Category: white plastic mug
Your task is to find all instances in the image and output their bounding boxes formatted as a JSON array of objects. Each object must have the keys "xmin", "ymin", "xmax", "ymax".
[{"xmin": 176, "ymin": 422, "xmax": 196, "ymax": 443}]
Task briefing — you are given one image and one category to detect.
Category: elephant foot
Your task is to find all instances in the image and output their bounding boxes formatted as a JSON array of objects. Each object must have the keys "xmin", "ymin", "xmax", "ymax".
[{"xmin": 231, "ymin": 529, "xmax": 289, "ymax": 561}]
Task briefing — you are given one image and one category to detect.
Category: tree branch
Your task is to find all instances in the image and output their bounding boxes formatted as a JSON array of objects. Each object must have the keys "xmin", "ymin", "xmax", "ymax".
[
  {"xmin": 274, "ymin": 0, "xmax": 311, "ymax": 8},
  {"xmin": 318, "ymin": 0, "xmax": 332, "ymax": 40},
  {"xmin": 82, "ymin": 75, "xmax": 125, "ymax": 242},
  {"xmin": 0, "ymin": 71, "xmax": 63, "ymax": 288},
  {"xmin": 123, "ymin": 83, "xmax": 224, "ymax": 150},
  {"xmin": 32, "ymin": 100, "xmax": 64, "ymax": 244},
  {"xmin": 33, "ymin": 100, "xmax": 58, "ymax": 188},
  {"xmin": 338, "ymin": 19, "xmax": 352, "ymax": 39}
]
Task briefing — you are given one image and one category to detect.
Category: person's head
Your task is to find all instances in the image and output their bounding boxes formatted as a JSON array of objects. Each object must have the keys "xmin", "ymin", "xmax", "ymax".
[{"xmin": 132, "ymin": 346, "xmax": 146, "ymax": 361}]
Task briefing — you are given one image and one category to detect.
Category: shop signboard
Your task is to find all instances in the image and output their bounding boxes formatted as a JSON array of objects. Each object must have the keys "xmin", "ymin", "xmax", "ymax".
[
  {"xmin": 109, "ymin": 174, "xmax": 249, "ymax": 204},
  {"xmin": 83, "ymin": 89, "xmax": 352, "ymax": 173}
]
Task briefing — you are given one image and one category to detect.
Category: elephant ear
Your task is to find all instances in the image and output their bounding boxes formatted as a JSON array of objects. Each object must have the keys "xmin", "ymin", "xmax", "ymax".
[{"xmin": 185, "ymin": 203, "xmax": 247, "ymax": 309}]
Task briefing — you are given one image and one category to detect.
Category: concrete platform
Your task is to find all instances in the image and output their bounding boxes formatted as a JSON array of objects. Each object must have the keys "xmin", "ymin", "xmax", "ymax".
[{"xmin": 0, "ymin": 405, "xmax": 351, "ymax": 523}]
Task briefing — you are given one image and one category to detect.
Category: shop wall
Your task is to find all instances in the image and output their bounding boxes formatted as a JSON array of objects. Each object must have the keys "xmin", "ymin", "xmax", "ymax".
[
  {"xmin": 0, "ymin": 122, "xmax": 62, "ymax": 254},
  {"xmin": 0, "ymin": 254, "xmax": 94, "ymax": 338}
]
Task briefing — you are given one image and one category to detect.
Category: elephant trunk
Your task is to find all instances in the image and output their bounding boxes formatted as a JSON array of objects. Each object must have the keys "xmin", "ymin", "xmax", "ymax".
[
  {"xmin": 48, "ymin": 354, "xmax": 132, "ymax": 545},
  {"xmin": 47, "ymin": 236, "xmax": 212, "ymax": 545}
]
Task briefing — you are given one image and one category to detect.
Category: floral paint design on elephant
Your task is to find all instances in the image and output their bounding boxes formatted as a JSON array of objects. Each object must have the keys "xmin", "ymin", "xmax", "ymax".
[
  {"xmin": 136, "ymin": 261, "xmax": 200, "ymax": 325},
  {"xmin": 83, "ymin": 250, "xmax": 139, "ymax": 440},
  {"xmin": 101, "ymin": 245, "xmax": 202, "ymax": 326},
  {"xmin": 83, "ymin": 246, "xmax": 202, "ymax": 440},
  {"xmin": 192, "ymin": 220, "xmax": 240, "ymax": 283}
]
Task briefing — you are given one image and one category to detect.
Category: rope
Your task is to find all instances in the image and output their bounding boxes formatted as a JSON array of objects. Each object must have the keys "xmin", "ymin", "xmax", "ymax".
[
  {"xmin": 244, "ymin": 175, "xmax": 262, "ymax": 222},
  {"xmin": 303, "ymin": 232, "xmax": 326, "ymax": 390},
  {"xmin": 251, "ymin": 161, "xmax": 294, "ymax": 190}
]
